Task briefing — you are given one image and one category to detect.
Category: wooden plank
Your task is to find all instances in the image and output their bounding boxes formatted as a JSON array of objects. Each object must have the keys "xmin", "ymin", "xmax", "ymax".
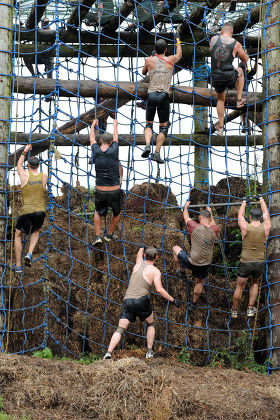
[
  {"xmin": 25, "ymin": 0, "xmax": 48, "ymax": 30},
  {"xmin": 67, "ymin": 0, "xmax": 97, "ymax": 29}
]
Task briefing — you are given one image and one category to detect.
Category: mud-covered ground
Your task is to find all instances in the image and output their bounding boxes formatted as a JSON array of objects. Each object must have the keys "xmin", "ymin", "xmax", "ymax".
[{"xmin": 0, "ymin": 352, "xmax": 279, "ymax": 420}]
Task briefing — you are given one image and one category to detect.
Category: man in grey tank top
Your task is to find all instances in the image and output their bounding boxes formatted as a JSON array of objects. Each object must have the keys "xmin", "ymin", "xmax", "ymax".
[
  {"xmin": 141, "ymin": 37, "xmax": 182, "ymax": 164},
  {"xmin": 103, "ymin": 247, "xmax": 179, "ymax": 359}
]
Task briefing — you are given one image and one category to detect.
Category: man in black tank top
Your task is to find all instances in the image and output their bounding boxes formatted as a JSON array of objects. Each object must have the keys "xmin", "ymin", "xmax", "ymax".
[
  {"xmin": 210, "ymin": 22, "xmax": 248, "ymax": 135},
  {"xmin": 103, "ymin": 247, "xmax": 179, "ymax": 359}
]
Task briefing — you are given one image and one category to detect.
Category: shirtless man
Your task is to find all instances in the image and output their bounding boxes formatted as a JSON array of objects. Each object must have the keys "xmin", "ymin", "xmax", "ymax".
[
  {"xmin": 13, "ymin": 144, "xmax": 47, "ymax": 273},
  {"xmin": 231, "ymin": 197, "xmax": 271, "ymax": 318},
  {"xmin": 103, "ymin": 247, "xmax": 179, "ymax": 359},
  {"xmin": 141, "ymin": 38, "xmax": 182, "ymax": 164},
  {"xmin": 210, "ymin": 22, "xmax": 248, "ymax": 135}
]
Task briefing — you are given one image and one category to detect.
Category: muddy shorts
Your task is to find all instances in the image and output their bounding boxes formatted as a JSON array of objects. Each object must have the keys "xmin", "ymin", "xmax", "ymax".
[
  {"xmin": 212, "ymin": 69, "xmax": 239, "ymax": 94},
  {"xmin": 146, "ymin": 91, "xmax": 170, "ymax": 123},
  {"xmin": 16, "ymin": 211, "xmax": 46, "ymax": 235},
  {"xmin": 95, "ymin": 188, "xmax": 121, "ymax": 217},
  {"xmin": 120, "ymin": 296, "xmax": 152, "ymax": 322},
  {"xmin": 238, "ymin": 262, "xmax": 265, "ymax": 279},
  {"xmin": 178, "ymin": 249, "xmax": 209, "ymax": 279}
]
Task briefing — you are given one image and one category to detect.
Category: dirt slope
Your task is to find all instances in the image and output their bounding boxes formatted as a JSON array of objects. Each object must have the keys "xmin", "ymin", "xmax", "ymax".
[{"xmin": 0, "ymin": 353, "xmax": 279, "ymax": 420}]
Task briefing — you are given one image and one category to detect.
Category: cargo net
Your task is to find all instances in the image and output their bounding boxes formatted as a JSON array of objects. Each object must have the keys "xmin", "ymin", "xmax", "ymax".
[{"xmin": 1, "ymin": 0, "xmax": 278, "ymax": 373}]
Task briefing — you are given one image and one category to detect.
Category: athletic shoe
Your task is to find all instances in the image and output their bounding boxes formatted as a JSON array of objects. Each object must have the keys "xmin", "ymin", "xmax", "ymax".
[
  {"xmin": 146, "ymin": 349, "xmax": 154, "ymax": 359},
  {"xmin": 188, "ymin": 302, "xmax": 198, "ymax": 312},
  {"xmin": 141, "ymin": 145, "xmax": 151, "ymax": 158},
  {"xmin": 216, "ymin": 125, "xmax": 224, "ymax": 136},
  {"xmin": 176, "ymin": 268, "xmax": 187, "ymax": 280},
  {"xmin": 12, "ymin": 264, "xmax": 23, "ymax": 274},
  {"xmin": 136, "ymin": 101, "xmax": 146, "ymax": 110},
  {"xmin": 236, "ymin": 98, "xmax": 246, "ymax": 108},
  {"xmin": 229, "ymin": 0, "xmax": 237, "ymax": 12},
  {"xmin": 151, "ymin": 152, "xmax": 164, "ymax": 164},
  {"xmin": 24, "ymin": 252, "xmax": 32, "ymax": 267},
  {"xmin": 231, "ymin": 309, "xmax": 238, "ymax": 319},
  {"xmin": 104, "ymin": 232, "xmax": 118, "ymax": 242},
  {"xmin": 93, "ymin": 235, "xmax": 102, "ymax": 245},
  {"xmin": 247, "ymin": 307, "xmax": 255, "ymax": 317},
  {"xmin": 103, "ymin": 352, "xmax": 112, "ymax": 360}
]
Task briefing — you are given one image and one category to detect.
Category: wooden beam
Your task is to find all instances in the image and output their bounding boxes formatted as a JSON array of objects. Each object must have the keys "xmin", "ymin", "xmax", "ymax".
[
  {"xmin": 14, "ymin": 77, "xmax": 262, "ymax": 110},
  {"xmin": 67, "ymin": 0, "xmax": 97, "ymax": 29},
  {"xmin": 102, "ymin": 0, "xmax": 143, "ymax": 34},
  {"xmin": 18, "ymin": 29, "xmax": 260, "ymax": 48},
  {"xmin": 142, "ymin": 0, "xmax": 184, "ymax": 32},
  {"xmin": 25, "ymin": 0, "xmax": 48, "ymax": 30},
  {"xmin": 232, "ymin": 5, "xmax": 260, "ymax": 34}
]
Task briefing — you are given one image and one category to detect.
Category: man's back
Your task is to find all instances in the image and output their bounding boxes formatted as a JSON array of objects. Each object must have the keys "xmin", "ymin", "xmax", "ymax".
[
  {"xmin": 241, "ymin": 224, "xmax": 266, "ymax": 263},
  {"xmin": 124, "ymin": 261, "xmax": 155, "ymax": 299},
  {"xmin": 210, "ymin": 35, "xmax": 236, "ymax": 74},
  {"xmin": 92, "ymin": 142, "xmax": 119, "ymax": 187},
  {"xmin": 188, "ymin": 221, "xmax": 219, "ymax": 266}
]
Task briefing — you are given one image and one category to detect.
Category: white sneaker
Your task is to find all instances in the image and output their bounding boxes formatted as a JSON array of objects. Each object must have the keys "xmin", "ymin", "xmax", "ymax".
[
  {"xmin": 103, "ymin": 352, "xmax": 112, "ymax": 360},
  {"xmin": 146, "ymin": 350, "xmax": 154, "ymax": 359},
  {"xmin": 247, "ymin": 307, "xmax": 255, "ymax": 317},
  {"xmin": 231, "ymin": 309, "xmax": 238, "ymax": 319}
]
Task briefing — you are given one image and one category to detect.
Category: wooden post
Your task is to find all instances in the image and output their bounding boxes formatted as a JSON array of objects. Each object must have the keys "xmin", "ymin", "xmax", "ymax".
[
  {"xmin": 194, "ymin": 58, "xmax": 209, "ymax": 187},
  {"xmin": 0, "ymin": 0, "xmax": 13, "ymax": 333},
  {"xmin": 262, "ymin": 0, "xmax": 280, "ymax": 369}
]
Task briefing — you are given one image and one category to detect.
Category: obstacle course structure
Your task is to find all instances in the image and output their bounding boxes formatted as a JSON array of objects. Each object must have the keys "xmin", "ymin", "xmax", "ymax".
[{"xmin": 0, "ymin": 0, "xmax": 279, "ymax": 371}]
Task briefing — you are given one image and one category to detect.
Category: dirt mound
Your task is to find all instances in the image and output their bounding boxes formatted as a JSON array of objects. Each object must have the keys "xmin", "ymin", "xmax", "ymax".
[{"xmin": 0, "ymin": 353, "xmax": 279, "ymax": 420}]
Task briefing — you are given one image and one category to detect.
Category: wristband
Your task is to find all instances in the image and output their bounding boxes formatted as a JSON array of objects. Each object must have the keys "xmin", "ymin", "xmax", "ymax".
[
  {"xmin": 176, "ymin": 39, "xmax": 181, "ymax": 46},
  {"xmin": 21, "ymin": 151, "xmax": 27, "ymax": 156}
]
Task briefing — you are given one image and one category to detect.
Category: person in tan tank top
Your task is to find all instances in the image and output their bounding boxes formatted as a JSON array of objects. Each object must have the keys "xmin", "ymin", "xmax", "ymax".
[
  {"xmin": 103, "ymin": 247, "xmax": 179, "ymax": 360},
  {"xmin": 141, "ymin": 37, "xmax": 182, "ymax": 164},
  {"xmin": 231, "ymin": 197, "xmax": 271, "ymax": 318},
  {"xmin": 13, "ymin": 145, "xmax": 47, "ymax": 274}
]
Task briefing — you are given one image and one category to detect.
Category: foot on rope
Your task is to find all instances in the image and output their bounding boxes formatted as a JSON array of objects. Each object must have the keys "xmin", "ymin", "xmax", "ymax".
[
  {"xmin": 216, "ymin": 126, "xmax": 224, "ymax": 136},
  {"xmin": 247, "ymin": 306, "xmax": 256, "ymax": 317},
  {"xmin": 141, "ymin": 145, "xmax": 151, "ymax": 158},
  {"xmin": 236, "ymin": 98, "xmax": 246, "ymax": 108},
  {"xmin": 103, "ymin": 352, "xmax": 112, "ymax": 360},
  {"xmin": 176, "ymin": 268, "xmax": 187, "ymax": 280},
  {"xmin": 93, "ymin": 235, "xmax": 102, "ymax": 245},
  {"xmin": 12, "ymin": 264, "xmax": 23, "ymax": 274},
  {"xmin": 24, "ymin": 252, "xmax": 32, "ymax": 267},
  {"xmin": 151, "ymin": 152, "xmax": 164, "ymax": 164},
  {"xmin": 146, "ymin": 349, "xmax": 154, "ymax": 359},
  {"xmin": 231, "ymin": 308, "xmax": 238, "ymax": 319},
  {"xmin": 104, "ymin": 232, "xmax": 118, "ymax": 242},
  {"xmin": 188, "ymin": 301, "xmax": 198, "ymax": 312}
]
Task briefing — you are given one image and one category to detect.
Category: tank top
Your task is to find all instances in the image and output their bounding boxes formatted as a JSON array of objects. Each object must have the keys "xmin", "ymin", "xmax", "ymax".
[
  {"xmin": 124, "ymin": 261, "xmax": 152, "ymax": 300},
  {"xmin": 240, "ymin": 224, "xmax": 266, "ymax": 263},
  {"xmin": 148, "ymin": 56, "xmax": 173, "ymax": 94},
  {"xmin": 20, "ymin": 172, "xmax": 46, "ymax": 215},
  {"xmin": 211, "ymin": 35, "xmax": 236, "ymax": 74}
]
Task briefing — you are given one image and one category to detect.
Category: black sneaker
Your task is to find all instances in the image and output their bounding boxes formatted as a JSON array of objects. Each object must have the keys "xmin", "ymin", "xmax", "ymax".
[
  {"xmin": 93, "ymin": 235, "xmax": 102, "ymax": 245},
  {"xmin": 151, "ymin": 152, "xmax": 164, "ymax": 164},
  {"xmin": 141, "ymin": 145, "xmax": 151, "ymax": 158},
  {"xmin": 104, "ymin": 232, "xmax": 118, "ymax": 242},
  {"xmin": 176, "ymin": 268, "xmax": 187, "ymax": 280},
  {"xmin": 188, "ymin": 302, "xmax": 198, "ymax": 311}
]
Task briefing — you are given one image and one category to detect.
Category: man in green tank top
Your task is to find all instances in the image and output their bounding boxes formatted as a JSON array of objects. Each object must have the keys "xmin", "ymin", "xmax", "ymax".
[
  {"xmin": 13, "ymin": 145, "xmax": 47, "ymax": 273},
  {"xmin": 103, "ymin": 247, "xmax": 179, "ymax": 360},
  {"xmin": 231, "ymin": 197, "xmax": 271, "ymax": 318}
]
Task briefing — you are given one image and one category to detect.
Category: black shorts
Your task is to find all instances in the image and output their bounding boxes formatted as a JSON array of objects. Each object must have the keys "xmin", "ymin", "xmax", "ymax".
[
  {"xmin": 238, "ymin": 262, "xmax": 265, "ymax": 279},
  {"xmin": 16, "ymin": 211, "xmax": 46, "ymax": 235},
  {"xmin": 95, "ymin": 188, "xmax": 121, "ymax": 217},
  {"xmin": 212, "ymin": 69, "xmax": 239, "ymax": 94},
  {"xmin": 177, "ymin": 249, "xmax": 209, "ymax": 279},
  {"xmin": 120, "ymin": 296, "xmax": 153, "ymax": 322},
  {"xmin": 146, "ymin": 91, "xmax": 170, "ymax": 123}
]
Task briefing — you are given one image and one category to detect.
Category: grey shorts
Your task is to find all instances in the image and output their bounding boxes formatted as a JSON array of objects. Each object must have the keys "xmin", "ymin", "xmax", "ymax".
[{"xmin": 238, "ymin": 262, "xmax": 265, "ymax": 279}]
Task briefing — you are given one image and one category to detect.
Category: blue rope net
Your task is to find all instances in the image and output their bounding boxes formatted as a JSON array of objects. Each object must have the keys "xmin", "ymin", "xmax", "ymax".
[{"xmin": 1, "ymin": 0, "xmax": 279, "ymax": 373}]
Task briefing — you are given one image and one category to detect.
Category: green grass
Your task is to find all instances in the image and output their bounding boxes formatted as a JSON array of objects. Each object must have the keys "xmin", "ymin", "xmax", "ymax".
[{"xmin": 32, "ymin": 347, "xmax": 100, "ymax": 365}]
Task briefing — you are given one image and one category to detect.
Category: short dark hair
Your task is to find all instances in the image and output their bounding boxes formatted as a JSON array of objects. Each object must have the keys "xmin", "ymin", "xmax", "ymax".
[
  {"xmin": 28, "ymin": 156, "xmax": 40, "ymax": 168},
  {"xmin": 100, "ymin": 136, "xmax": 113, "ymax": 145},
  {"xmin": 154, "ymin": 39, "xmax": 167, "ymax": 55},
  {"xmin": 250, "ymin": 208, "xmax": 262, "ymax": 221},
  {"xmin": 221, "ymin": 22, "xmax": 234, "ymax": 33},
  {"xmin": 200, "ymin": 209, "xmax": 211, "ymax": 219},
  {"xmin": 145, "ymin": 247, "xmax": 158, "ymax": 261}
]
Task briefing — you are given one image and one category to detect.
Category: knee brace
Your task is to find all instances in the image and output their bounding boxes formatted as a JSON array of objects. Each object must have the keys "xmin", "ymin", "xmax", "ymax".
[
  {"xmin": 147, "ymin": 322, "xmax": 155, "ymax": 329},
  {"xmin": 116, "ymin": 326, "xmax": 126, "ymax": 336},
  {"xmin": 159, "ymin": 122, "xmax": 170, "ymax": 137},
  {"xmin": 145, "ymin": 122, "xmax": 153, "ymax": 131}
]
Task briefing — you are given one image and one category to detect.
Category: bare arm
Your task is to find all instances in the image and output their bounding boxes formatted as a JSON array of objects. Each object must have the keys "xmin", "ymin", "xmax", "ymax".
[
  {"xmin": 90, "ymin": 119, "xmax": 98, "ymax": 145},
  {"xmin": 17, "ymin": 144, "xmax": 31, "ymax": 186},
  {"xmin": 206, "ymin": 206, "xmax": 216, "ymax": 226},
  {"xmin": 154, "ymin": 270, "xmax": 174, "ymax": 302},
  {"xmin": 238, "ymin": 201, "xmax": 248, "ymax": 238},
  {"xmin": 113, "ymin": 119, "xmax": 118, "ymax": 143},
  {"xmin": 235, "ymin": 41, "xmax": 249, "ymax": 63},
  {"xmin": 259, "ymin": 197, "xmax": 272, "ymax": 238},
  {"xmin": 142, "ymin": 57, "xmax": 150, "ymax": 75},
  {"xmin": 168, "ymin": 38, "xmax": 182, "ymax": 64},
  {"xmin": 183, "ymin": 201, "xmax": 192, "ymax": 225},
  {"xmin": 43, "ymin": 173, "xmax": 48, "ymax": 190},
  {"xmin": 135, "ymin": 247, "xmax": 144, "ymax": 265}
]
